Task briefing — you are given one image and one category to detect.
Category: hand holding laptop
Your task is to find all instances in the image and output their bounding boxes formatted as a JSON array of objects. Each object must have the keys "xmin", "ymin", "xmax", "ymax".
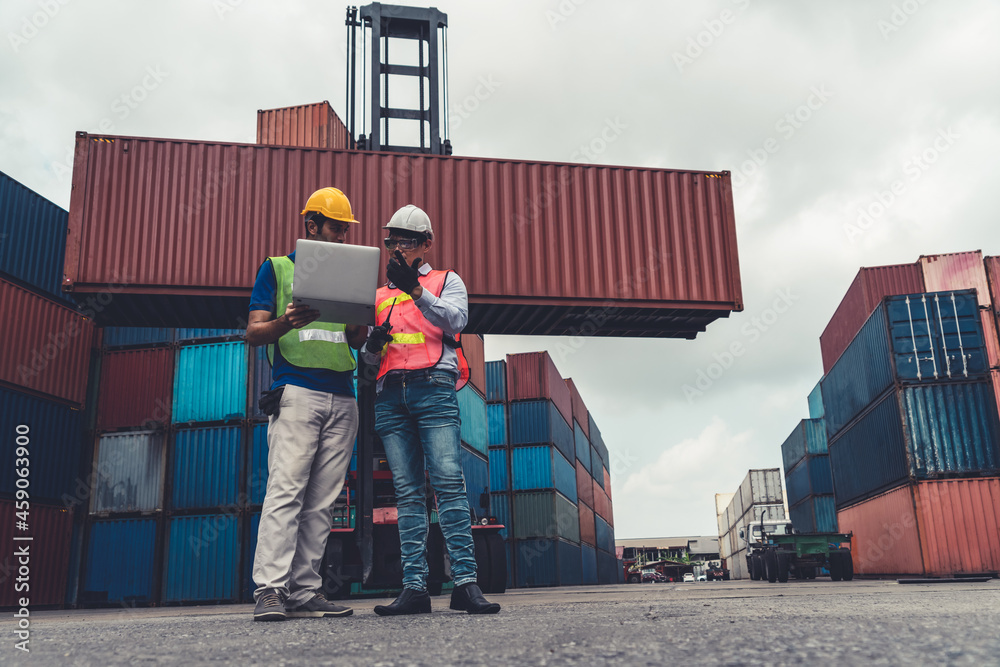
[{"xmin": 292, "ymin": 239, "xmax": 381, "ymax": 325}]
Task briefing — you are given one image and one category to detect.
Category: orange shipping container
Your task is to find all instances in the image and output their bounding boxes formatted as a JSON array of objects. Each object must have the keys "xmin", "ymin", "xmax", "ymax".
[
  {"xmin": 506, "ymin": 352, "xmax": 573, "ymax": 429},
  {"xmin": 920, "ymin": 251, "xmax": 991, "ymax": 308},
  {"xmin": 565, "ymin": 379, "xmax": 589, "ymax": 438},
  {"xmin": 460, "ymin": 333, "xmax": 486, "ymax": 398},
  {"xmin": 256, "ymin": 101, "xmax": 351, "ymax": 150},
  {"xmin": 603, "ymin": 467, "xmax": 612, "ymax": 499},
  {"xmin": 579, "ymin": 502, "xmax": 596, "ymax": 546},
  {"xmin": 0, "ymin": 277, "xmax": 94, "ymax": 406},
  {"xmin": 838, "ymin": 478, "xmax": 1000, "ymax": 577},
  {"xmin": 576, "ymin": 461, "xmax": 594, "ymax": 508}
]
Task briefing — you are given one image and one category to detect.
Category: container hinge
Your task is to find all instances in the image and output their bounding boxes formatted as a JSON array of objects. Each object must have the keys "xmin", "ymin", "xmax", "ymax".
[
  {"xmin": 906, "ymin": 296, "xmax": 922, "ymax": 381},
  {"xmin": 951, "ymin": 292, "xmax": 969, "ymax": 377},
  {"xmin": 934, "ymin": 294, "xmax": 952, "ymax": 378}
]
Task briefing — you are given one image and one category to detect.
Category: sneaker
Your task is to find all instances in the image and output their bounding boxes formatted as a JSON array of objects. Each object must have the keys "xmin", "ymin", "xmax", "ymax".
[
  {"xmin": 285, "ymin": 592, "xmax": 354, "ymax": 618},
  {"xmin": 253, "ymin": 589, "xmax": 287, "ymax": 622}
]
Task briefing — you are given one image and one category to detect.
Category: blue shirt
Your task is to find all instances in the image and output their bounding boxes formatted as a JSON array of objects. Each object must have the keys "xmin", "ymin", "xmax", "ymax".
[{"xmin": 250, "ymin": 251, "xmax": 356, "ymax": 396}]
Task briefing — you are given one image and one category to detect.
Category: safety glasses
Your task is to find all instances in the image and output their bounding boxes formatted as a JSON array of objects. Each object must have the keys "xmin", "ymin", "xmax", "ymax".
[{"xmin": 383, "ymin": 237, "xmax": 422, "ymax": 250}]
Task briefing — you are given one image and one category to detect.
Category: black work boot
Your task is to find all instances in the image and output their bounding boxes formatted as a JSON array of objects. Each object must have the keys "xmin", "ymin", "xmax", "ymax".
[
  {"xmin": 373, "ymin": 588, "xmax": 432, "ymax": 616},
  {"xmin": 449, "ymin": 582, "xmax": 501, "ymax": 614}
]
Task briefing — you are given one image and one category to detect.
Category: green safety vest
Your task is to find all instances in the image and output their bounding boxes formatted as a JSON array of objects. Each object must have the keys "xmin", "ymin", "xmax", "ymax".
[{"xmin": 266, "ymin": 256, "xmax": 357, "ymax": 372}]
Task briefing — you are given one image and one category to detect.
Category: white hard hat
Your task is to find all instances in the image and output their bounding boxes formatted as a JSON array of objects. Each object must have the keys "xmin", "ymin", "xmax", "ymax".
[{"xmin": 384, "ymin": 204, "xmax": 433, "ymax": 238}]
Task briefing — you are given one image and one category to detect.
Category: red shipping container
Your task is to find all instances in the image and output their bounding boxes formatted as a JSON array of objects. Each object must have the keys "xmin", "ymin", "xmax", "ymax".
[
  {"xmin": 603, "ymin": 467, "xmax": 612, "ymax": 499},
  {"xmin": 64, "ymin": 133, "xmax": 743, "ymax": 335},
  {"xmin": 256, "ymin": 101, "xmax": 352, "ymax": 150},
  {"xmin": 593, "ymin": 478, "xmax": 609, "ymax": 521},
  {"xmin": 0, "ymin": 278, "xmax": 94, "ymax": 406},
  {"xmin": 838, "ymin": 478, "xmax": 1000, "ymax": 577},
  {"xmin": 605, "ymin": 490, "xmax": 614, "ymax": 528},
  {"xmin": 96, "ymin": 348, "xmax": 174, "ymax": 431},
  {"xmin": 985, "ymin": 256, "xmax": 1000, "ymax": 306},
  {"xmin": 579, "ymin": 502, "xmax": 596, "ymax": 546},
  {"xmin": 981, "ymin": 310, "xmax": 1000, "ymax": 369},
  {"xmin": 0, "ymin": 500, "xmax": 73, "ymax": 607},
  {"xmin": 460, "ymin": 333, "xmax": 486, "ymax": 398},
  {"xmin": 920, "ymin": 250, "xmax": 991, "ymax": 308},
  {"xmin": 506, "ymin": 352, "xmax": 573, "ymax": 428},
  {"xmin": 820, "ymin": 263, "xmax": 925, "ymax": 374},
  {"xmin": 577, "ymin": 461, "xmax": 594, "ymax": 508},
  {"xmin": 565, "ymin": 379, "xmax": 589, "ymax": 438}
]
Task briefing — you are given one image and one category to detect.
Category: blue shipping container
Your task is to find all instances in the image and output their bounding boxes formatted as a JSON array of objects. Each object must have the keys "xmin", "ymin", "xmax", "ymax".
[
  {"xmin": 574, "ymin": 421, "xmax": 589, "ymax": 465},
  {"xmin": 514, "ymin": 538, "xmax": 579, "ymax": 588},
  {"xmin": 511, "ymin": 445, "xmax": 577, "ymax": 503},
  {"xmin": 250, "ymin": 346, "xmax": 272, "ymax": 420},
  {"xmin": 176, "ymin": 328, "xmax": 244, "ymax": 342},
  {"xmin": 823, "ymin": 290, "xmax": 988, "ymax": 439},
  {"xmin": 595, "ymin": 515, "xmax": 613, "ymax": 554},
  {"xmin": 597, "ymin": 549, "xmax": 618, "ymax": 584},
  {"xmin": 83, "ymin": 518, "xmax": 157, "ymax": 603},
  {"xmin": 102, "ymin": 327, "xmax": 175, "ymax": 348},
  {"xmin": 829, "ymin": 380, "xmax": 1000, "ymax": 508},
  {"xmin": 164, "ymin": 514, "xmax": 240, "ymax": 602},
  {"xmin": 172, "ymin": 426, "xmax": 242, "ymax": 509},
  {"xmin": 789, "ymin": 495, "xmax": 838, "ymax": 533},
  {"xmin": 590, "ymin": 445, "xmax": 604, "ymax": 487},
  {"xmin": 249, "ymin": 423, "xmax": 268, "ymax": 505},
  {"xmin": 509, "ymin": 400, "xmax": 575, "ymax": 464},
  {"xmin": 581, "ymin": 543, "xmax": 598, "ymax": 585},
  {"xmin": 244, "ymin": 511, "xmax": 260, "ymax": 602},
  {"xmin": 807, "ymin": 379, "xmax": 825, "ymax": 420},
  {"xmin": 487, "ymin": 403, "xmax": 507, "ymax": 446},
  {"xmin": 461, "ymin": 446, "xmax": 490, "ymax": 519},
  {"xmin": 0, "ymin": 386, "xmax": 83, "ymax": 502},
  {"xmin": 485, "ymin": 360, "xmax": 506, "ymax": 402},
  {"xmin": 489, "ymin": 448, "xmax": 509, "ymax": 492},
  {"xmin": 784, "ymin": 455, "xmax": 834, "ymax": 508},
  {"xmin": 173, "ymin": 342, "xmax": 248, "ymax": 423},
  {"xmin": 458, "ymin": 385, "xmax": 488, "ymax": 455},
  {"xmin": 0, "ymin": 170, "xmax": 72, "ymax": 301},
  {"xmin": 780, "ymin": 418, "xmax": 828, "ymax": 475},
  {"xmin": 490, "ymin": 493, "xmax": 510, "ymax": 538}
]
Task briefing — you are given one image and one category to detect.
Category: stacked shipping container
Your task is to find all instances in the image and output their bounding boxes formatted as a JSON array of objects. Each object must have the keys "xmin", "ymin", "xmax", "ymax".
[
  {"xmin": 488, "ymin": 353, "xmax": 616, "ymax": 588},
  {"xmin": 1, "ymin": 172, "xmax": 95, "ymax": 608},
  {"xmin": 716, "ymin": 469, "xmax": 785, "ymax": 580}
]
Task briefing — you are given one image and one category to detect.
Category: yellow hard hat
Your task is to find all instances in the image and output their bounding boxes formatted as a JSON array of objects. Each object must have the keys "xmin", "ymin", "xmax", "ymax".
[{"xmin": 300, "ymin": 187, "xmax": 359, "ymax": 223}]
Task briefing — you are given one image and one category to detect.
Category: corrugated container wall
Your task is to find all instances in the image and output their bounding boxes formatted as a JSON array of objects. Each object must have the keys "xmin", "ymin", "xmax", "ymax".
[
  {"xmin": 64, "ymin": 134, "xmax": 742, "ymax": 336},
  {"xmin": 579, "ymin": 502, "xmax": 596, "ymax": 546},
  {"xmin": 460, "ymin": 446, "xmax": 489, "ymax": 520},
  {"xmin": 789, "ymin": 495, "xmax": 837, "ymax": 533},
  {"xmin": 91, "ymin": 431, "xmax": 165, "ymax": 513},
  {"xmin": 83, "ymin": 518, "xmax": 158, "ymax": 604},
  {"xmin": 574, "ymin": 421, "xmax": 589, "ymax": 465},
  {"xmin": 0, "ymin": 277, "xmax": 94, "ymax": 405},
  {"xmin": 566, "ymin": 379, "xmax": 589, "ymax": 438},
  {"xmin": 0, "ymin": 501, "xmax": 73, "ymax": 606},
  {"xmin": 512, "ymin": 491, "xmax": 580, "ymax": 543},
  {"xmin": 461, "ymin": 333, "xmax": 486, "ymax": 398},
  {"xmin": 839, "ymin": 478, "xmax": 1000, "ymax": 576},
  {"xmin": 820, "ymin": 263, "xmax": 925, "ymax": 374},
  {"xmin": 508, "ymin": 400, "xmax": 574, "ymax": 463},
  {"xmin": 175, "ymin": 328, "xmax": 244, "ymax": 342},
  {"xmin": 0, "ymin": 170, "xmax": 72, "ymax": 301},
  {"xmin": 784, "ymin": 455, "xmax": 833, "ymax": 508},
  {"xmin": 781, "ymin": 419, "xmax": 828, "ymax": 474},
  {"xmin": 577, "ymin": 462, "xmax": 594, "ymax": 508},
  {"xmin": 511, "ymin": 445, "xmax": 577, "ymax": 503},
  {"xmin": 807, "ymin": 380, "xmax": 825, "ymax": 419},
  {"xmin": 514, "ymin": 538, "xmax": 580, "ymax": 588},
  {"xmin": 0, "ymin": 386, "xmax": 83, "ymax": 502},
  {"xmin": 249, "ymin": 423, "xmax": 268, "ymax": 505},
  {"xmin": 920, "ymin": 251, "xmax": 991, "ymax": 308},
  {"xmin": 172, "ymin": 426, "xmax": 242, "ymax": 509},
  {"xmin": 581, "ymin": 543, "xmax": 598, "ymax": 585},
  {"xmin": 829, "ymin": 381, "xmax": 1000, "ymax": 508},
  {"xmin": 487, "ymin": 403, "xmax": 506, "ymax": 446},
  {"xmin": 97, "ymin": 348, "xmax": 174, "ymax": 431},
  {"xmin": 485, "ymin": 360, "xmax": 506, "ymax": 402},
  {"xmin": 164, "ymin": 514, "xmax": 240, "ymax": 602},
  {"xmin": 489, "ymin": 448, "xmax": 508, "ymax": 492},
  {"xmin": 256, "ymin": 101, "xmax": 351, "ymax": 149},
  {"xmin": 715, "ymin": 492, "xmax": 735, "ymax": 516},
  {"xmin": 251, "ymin": 346, "xmax": 273, "ymax": 420},
  {"xmin": 738, "ymin": 469, "xmax": 783, "ymax": 513},
  {"xmin": 457, "ymin": 385, "xmax": 488, "ymax": 455},
  {"xmin": 172, "ymin": 342, "xmax": 247, "ymax": 423},
  {"xmin": 102, "ymin": 327, "xmax": 174, "ymax": 348}
]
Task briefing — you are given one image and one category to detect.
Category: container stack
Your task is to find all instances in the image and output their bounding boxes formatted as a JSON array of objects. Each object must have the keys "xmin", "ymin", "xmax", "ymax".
[
  {"xmin": 823, "ymin": 284, "xmax": 1000, "ymax": 577},
  {"xmin": 487, "ymin": 352, "xmax": 615, "ymax": 588},
  {"xmin": 716, "ymin": 469, "xmax": 785, "ymax": 580},
  {"xmin": 780, "ymin": 389, "xmax": 836, "ymax": 533},
  {"xmin": 1, "ymin": 172, "xmax": 94, "ymax": 609},
  {"xmin": 457, "ymin": 334, "xmax": 490, "ymax": 524}
]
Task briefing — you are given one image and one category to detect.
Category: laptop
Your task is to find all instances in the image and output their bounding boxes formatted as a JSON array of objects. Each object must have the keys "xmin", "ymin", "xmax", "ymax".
[{"xmin": 292, "ymin": 239, "xmax": 381, "ymax": 325}]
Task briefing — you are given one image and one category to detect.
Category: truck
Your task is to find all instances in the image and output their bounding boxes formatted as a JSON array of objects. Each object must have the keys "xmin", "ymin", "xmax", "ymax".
[{"xmin": 738, "ymin": 518, "xmax": 853, "ymax": 583}]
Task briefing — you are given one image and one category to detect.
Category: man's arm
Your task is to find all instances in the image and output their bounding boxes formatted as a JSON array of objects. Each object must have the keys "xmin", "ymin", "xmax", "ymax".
[
  {"xmin": 413, "ymin": 272, "xmax": 469, "ymax": 335},
  {"xmin": 245, "ymin": 304, "xmax": 320, "ymax": 346}
]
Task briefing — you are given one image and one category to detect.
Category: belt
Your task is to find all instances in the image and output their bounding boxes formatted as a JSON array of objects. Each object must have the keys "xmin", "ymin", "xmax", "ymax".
[{"xmin": 382, "ymin": 368, "xmax": 457, "ymax": 385}]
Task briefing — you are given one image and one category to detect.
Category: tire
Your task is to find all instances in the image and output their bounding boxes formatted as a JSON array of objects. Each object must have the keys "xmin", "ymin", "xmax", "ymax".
[
  {"xmin": 723, "ymin": 571, "xmax": 730, "ymax": 581},
  {"xmin": 486, "ymin": 533, "xmax": 507, "ymax": 594},
  {"xmin": 840, "ymin": 552, "xmax": 854, "ymax": 581},
  {"xmin": 747, "ymin": 556, "xmax": 756, "ymax": 580},
  {"xmin": 776, "ymin": 552, "xmax": 790, "ymax": 583},
  {"xmin": 474, "ymin": 533, "xmax": 491, "ymax": 591},
  {"xmin": 629, "ymin": 574, "xmax": 641, "ymax": 584},
  {"xmin": 829, "ymin": 553, "xmax": 843, "ymax": 581},
  {"xmin": 752, "ymin": 554, "xmax": 764, "ymax": 581},
  {"xmin": 764, "ymin": 549, "xmax": 778, "ymax": 583}
]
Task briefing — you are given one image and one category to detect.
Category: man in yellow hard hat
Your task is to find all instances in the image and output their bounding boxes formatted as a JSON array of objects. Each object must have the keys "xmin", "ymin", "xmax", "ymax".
[{"xmin": 245, "ymin": 187, "xmax": 368, "ymax": 621}]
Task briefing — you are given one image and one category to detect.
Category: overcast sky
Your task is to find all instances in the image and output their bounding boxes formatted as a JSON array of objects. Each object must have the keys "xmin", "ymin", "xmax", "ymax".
[{"xmin": 2, "ymin": 1, "xmax": 998, "ymax": 540}]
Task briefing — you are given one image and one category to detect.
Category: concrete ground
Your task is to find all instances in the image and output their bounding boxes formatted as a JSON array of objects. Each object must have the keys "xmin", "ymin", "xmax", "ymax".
[{"xmin": 4, "ymin": 579, "xmax": 999, "ymax": 666}]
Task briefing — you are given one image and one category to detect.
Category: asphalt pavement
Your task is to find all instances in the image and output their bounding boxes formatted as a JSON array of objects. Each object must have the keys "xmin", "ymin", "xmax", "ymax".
[{"xmin": 4, "ymin": 579, "xmax": 999, "ymax": 666}]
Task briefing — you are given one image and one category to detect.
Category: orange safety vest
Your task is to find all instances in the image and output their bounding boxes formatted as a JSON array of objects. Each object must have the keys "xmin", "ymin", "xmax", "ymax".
[{"xmin": 375, "ymin": 269, "xmax": 470, "ymax": 390}]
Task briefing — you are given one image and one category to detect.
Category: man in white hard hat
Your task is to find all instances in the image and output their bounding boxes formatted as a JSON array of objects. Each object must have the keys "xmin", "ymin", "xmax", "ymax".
[
  {"xmin": 362, "ymin": 204, "xmax": 501, "ymax": 615},
  {"xmin": 245, "ymin": 187, "xmax": 368, "ymax": 621}
]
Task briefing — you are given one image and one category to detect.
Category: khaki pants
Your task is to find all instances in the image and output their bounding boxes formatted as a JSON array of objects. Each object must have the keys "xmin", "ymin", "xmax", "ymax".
[{"xmin": 252, "ymin": 385, "xmax": 357, "ymax": 605}]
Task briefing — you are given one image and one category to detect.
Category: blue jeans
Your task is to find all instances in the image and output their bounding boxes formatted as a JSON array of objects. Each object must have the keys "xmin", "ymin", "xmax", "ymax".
[{"xmin": 374, "ymin": 371, "xmax": 477, "ymax": 591}]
